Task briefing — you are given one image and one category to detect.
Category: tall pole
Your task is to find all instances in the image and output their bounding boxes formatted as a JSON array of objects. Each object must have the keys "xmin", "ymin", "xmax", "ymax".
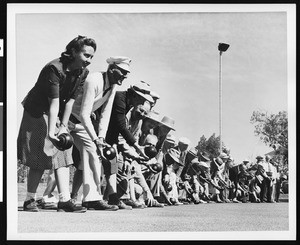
[
  {"xmin": 218, "ymin": 43, "xmax": 229, "ymax": 155},
  {"xmin": 219, "ymin": 51, "xmax": 223, "ymax": 154}
]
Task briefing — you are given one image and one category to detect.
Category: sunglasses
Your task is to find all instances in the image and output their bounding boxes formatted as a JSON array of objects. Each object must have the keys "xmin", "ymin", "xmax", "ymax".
[{"xmin": 114, "ymin": 65, "xmax": 128, "ymax": 77}]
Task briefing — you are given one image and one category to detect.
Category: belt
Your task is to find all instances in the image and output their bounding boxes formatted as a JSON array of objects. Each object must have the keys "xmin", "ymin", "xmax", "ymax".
[{"xmin": 69, "ymin": 114, "xmax": 81, "ymax": 124}]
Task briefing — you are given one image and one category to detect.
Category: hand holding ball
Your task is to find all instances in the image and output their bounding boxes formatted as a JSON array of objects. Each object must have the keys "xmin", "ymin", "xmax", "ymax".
[
  {"xmin": 56, "ymin": 133, "xmax": 74, "ymax": 151},
  {"xmin": 144, "ymin": 146, "xmax": 158, "ymax": 159},
  {"xmin": 103, "ymin": 146, "xmax": 116, "ymax": 160}
]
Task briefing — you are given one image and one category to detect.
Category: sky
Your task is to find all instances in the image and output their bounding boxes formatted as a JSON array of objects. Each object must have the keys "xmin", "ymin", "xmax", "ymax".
[{"xmin": 11, "ymin": 4, "xmax": 292, "ymax": 164}]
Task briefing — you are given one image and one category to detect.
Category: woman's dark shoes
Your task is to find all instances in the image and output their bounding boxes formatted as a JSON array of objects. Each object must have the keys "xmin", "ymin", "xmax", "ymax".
[
  {"xmin": 57, "ymin": 200, "xmax": 87, "ymax": 213},
  {"xmin": 23, "ymin": 199, "xmax": 39, "ymax": 212},
  {"xmin": 82, "ymin": 200, "xmax": 118, "ymax": 211}
]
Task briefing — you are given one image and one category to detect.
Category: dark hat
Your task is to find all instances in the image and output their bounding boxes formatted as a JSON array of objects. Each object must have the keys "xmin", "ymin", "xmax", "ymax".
[
  {"xmin": 256, "ymin": 155, "xmax": 264, "ymax": 160},
  {"xmin": 166, "ymin": 148, "xmax": 180, "ymax": 164}
]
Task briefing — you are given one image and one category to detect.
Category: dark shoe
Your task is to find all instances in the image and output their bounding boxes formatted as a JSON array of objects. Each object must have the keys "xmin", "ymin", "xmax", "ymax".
[
  {"xmin": 57, "ymin": 200, "xmax": 87, "ymax": 213},
  {"xmin": 169, "ymin": 198, "xmax": 177, "ymax": 205},
  {"xmin": 23, "ymin": 199, "xmax": 39, "ymax": 212},
  {"xmin": 117, "ymin": 200, "xmax": 132, "ymax": 210},
  {"xmin": 267, "ymin": 200, "xmax": 276, "ymax": 203},
  {"xmin": 36, "ymin": 198, "xmax": 57, "ymax": 209},
  {"xmin": 82, "ymin": 200, "xmax": 118, "ymax": 211},
  {"xmin": 122, "ymin": 199, "xmax": 144, "ymax": 209}
]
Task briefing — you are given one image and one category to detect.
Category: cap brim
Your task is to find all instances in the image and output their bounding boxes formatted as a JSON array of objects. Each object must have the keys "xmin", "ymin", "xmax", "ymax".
[{"xmin": 116, "ymin": 63, "xmax": 130, "ymax": 72}]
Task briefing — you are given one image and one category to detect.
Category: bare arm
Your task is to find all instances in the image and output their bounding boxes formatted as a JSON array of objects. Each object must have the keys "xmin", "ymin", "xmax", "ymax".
[{"xmin": 48, "ymin": 98, "xmax": 59, "ymax": 142}]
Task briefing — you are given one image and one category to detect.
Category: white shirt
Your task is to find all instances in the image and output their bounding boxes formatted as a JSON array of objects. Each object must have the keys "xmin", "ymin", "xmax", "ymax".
[{"xmin": 72, "ymin": 72, "xmax": 116, "ymax": 140}]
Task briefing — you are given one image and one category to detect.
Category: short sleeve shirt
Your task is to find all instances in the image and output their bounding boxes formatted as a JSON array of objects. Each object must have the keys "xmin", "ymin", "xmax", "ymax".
[{"xmin": 22, "ymin": 58, "xmax": 89, "ymax": 118}]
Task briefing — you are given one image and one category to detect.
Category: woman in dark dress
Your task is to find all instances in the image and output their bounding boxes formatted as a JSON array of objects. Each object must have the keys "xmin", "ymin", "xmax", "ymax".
[{"xmin": 18, "ymin": 36, "xmax": 96, "ymax": 212}]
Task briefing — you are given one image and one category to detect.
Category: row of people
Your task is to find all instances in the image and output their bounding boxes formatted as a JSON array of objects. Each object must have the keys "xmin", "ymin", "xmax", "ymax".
[{"xmin": 18, "ymin": 36, "xmax": 284, "ymax": 213}]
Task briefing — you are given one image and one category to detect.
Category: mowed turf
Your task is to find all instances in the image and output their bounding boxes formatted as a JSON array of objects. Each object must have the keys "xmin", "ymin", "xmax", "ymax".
[{"xmin": 16, "ymin": 182, "xmax": 289, "ymax": 234}]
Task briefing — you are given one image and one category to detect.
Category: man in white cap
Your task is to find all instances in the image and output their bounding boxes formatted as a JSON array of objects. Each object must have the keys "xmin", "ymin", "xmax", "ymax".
[{"xmin": 42, "ymin": 56, "xmax": 131, "ymax": 211}]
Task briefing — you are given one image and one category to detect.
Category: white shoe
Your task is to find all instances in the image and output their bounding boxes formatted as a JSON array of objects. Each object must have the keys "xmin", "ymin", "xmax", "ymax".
[{"xmin": 42, "ymin": 195, "xmax": 58, "ymax": 203}]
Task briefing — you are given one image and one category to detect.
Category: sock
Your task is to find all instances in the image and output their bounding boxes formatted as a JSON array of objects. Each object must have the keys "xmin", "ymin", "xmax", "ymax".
[
  {"xmin": 58, "ymin": 192, "xmax": 70, "ymax": 202},
  {"xmin": 25, "ymin": 192, "xmax": 36, "ymax": 201}
]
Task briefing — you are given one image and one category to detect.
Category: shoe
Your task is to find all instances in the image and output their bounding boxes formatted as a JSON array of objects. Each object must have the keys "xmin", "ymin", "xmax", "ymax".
[
  {"xmin": 82, "ymin": 200, "xmax": 118, "ymax": 211},
  {"xmin": 37, "ymin": 196, "xmax": 58, "ymax": 209},
  {"xmin": 194, "ymin": 200, "xmax": 201, "ymax": 204},
  {"xmin": 224, "ymin": 198, "xmax": 231, "ymax": 203},
  {"xmin": 117, "ymin": 200, "xmax": 133, "ymax": 210},
  {"xmin": 169, "ymin": 198, "xmax": 177, "ymax": 205},
  {"xmin": 174, "ymin": 201, "xmax": 184, "ymax": 205},
  {"xmin": 57, "ymin": 200, "xmax": 87, "ymax": 213},
  {"xmin": 232, "ymin": 198, "xmax": 241, "ymax": 203},
  {"xmin": 267, "ymin": 200, "xmax": 276, "ymax": 203},
  {"xmin": 23, "ymin": 199, "xmax": 39, "ymax": 212},
  {"xmin": 146, "ymin": 199, "xmax": 164, "ymax": 208},
  {"xmin": 199, "ymin": 199, "xmax": 207, "ymax": 204},
  {"xmin": 122, "ymin": 199, "xmax": 144, "ymax": 209},
  {"xmin": 42, "ymin": 195, "xmax": 58, "ymax": 203}
]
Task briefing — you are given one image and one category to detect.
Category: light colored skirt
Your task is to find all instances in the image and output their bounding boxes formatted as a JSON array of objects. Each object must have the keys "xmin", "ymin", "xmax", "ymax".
[{"xmin": 17, "ymin": 110, "xmax": 73, "ymax": 170}]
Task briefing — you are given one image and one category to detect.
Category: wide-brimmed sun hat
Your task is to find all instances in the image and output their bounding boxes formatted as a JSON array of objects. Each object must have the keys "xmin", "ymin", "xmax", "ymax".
[
  {"xmin": 199, "ymin": 151, "xmax": 210, "ymax": 161},
  {"xmin": 130, "ymin": 81, "xmax": 154, "ymax": 103},
  {"xmin": 160, "ymin": 116, "xmax": 175, "ymax": 131},
  {"xmin": 219, "ymin": 153, "xmax": 229, "ymax": 159},
  {"xmin": 144, "ymin": 110, "xmax": 161, "ymax": 124}
]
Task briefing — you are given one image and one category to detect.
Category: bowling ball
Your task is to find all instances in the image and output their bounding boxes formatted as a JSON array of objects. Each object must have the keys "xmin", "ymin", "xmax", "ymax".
[
  {"xmin": 149, "ymin": 162, "xmax": 162, "ymax": 173},
  {"xmin": 144, "ymin": 145, "xmax": 157, "ymax": 158},
  {"xmin": 103, "ymin": 146, "xmax": 116, "ymax": 160},
  {"xmin": 56, "ymin": 133, "xmax": 74, "ymax": 151}
]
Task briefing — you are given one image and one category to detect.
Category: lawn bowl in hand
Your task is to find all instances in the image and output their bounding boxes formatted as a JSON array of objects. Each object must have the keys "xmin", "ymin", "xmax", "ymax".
[
  {"xmin": 56, "ymin": 133, "xmax": 74, "ymax": 151},
  {"xmin": 103, "ymin": 146, "xmax": 117, "ymax": 160},
  {"xmin": 149, "ymin": 162, "xmax": 162, "ymax": 174},
  {"xmin": 144, "ymin": 145, "xmax": 158, "ymax": 158}
]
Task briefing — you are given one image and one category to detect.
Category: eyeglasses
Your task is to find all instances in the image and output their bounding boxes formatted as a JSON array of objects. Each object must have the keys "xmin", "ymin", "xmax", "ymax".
[{"xmin": 114, "ymin": 65, "xmax": 128, "ymax": 77}]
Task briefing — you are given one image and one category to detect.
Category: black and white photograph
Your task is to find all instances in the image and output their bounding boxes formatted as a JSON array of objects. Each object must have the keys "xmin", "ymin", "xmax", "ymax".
[{"xmin": 5, "ymin": 3, "xmax": 296, "ymax": 241}]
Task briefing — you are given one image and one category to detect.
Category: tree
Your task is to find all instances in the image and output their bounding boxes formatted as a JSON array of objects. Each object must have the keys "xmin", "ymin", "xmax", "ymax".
[
  {"xmin": 196, "ymin": 133, "xmax": 229, "ymax": 159},
  {"xmin": 250, "ymin": 110, "xmax": 288, "ymax": 164}
]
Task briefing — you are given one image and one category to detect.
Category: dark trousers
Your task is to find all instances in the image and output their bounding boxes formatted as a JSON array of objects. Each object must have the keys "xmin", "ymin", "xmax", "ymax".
[{"xmin": 260, "ymin": 178, "xmax": 273, "ymax": 202}]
